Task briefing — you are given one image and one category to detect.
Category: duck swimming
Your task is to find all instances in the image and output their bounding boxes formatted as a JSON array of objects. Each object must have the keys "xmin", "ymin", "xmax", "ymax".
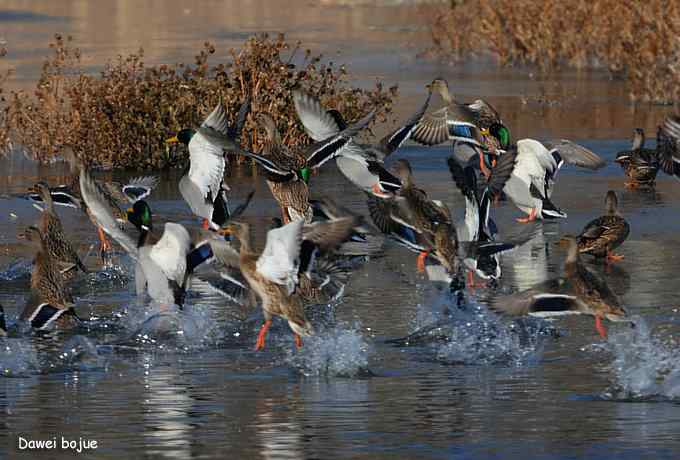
[{"xmin": 574, "ymin": 190, "xmax": 629, "ymax": 263}]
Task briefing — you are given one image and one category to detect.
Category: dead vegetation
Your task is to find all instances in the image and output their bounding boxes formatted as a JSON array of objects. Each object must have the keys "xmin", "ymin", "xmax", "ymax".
[
  {"xmin": 0, "ymin": 33, "xmax": 397, "ymax": 169},
  {"xmin": 424, "ymin": 0, "xmax": 680, "ymax": 103}
]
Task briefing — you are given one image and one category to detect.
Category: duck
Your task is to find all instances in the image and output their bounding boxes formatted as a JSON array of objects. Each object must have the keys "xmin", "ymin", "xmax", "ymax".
[
  {"xmin": 410, "ymin": 78, "xmax": 511, "ymax": 177},
  {"xmin": 292, "ymin": 88, "xmax": 431, "ymax": 197},
  {"xmin": 490, "ymin": 236, "xmax": 627, "ymax": 339},
  {"xmin": 166, "ymin": 100, "xmax": 249, "ymax": 230},
  {"xmin": 79, "ymin": 168, "xmax": 193, "ymax": 307},
  {"xmin": 29, "ymin": 181, "xmax": 88, "ymax": 276},
  {"xmin": 573, "ymin": 190, "xmax": 629, "ymax": 263},
  {"xmin": 217, "ymin": 213, "xmax": 360, "ymax": 350},
  {"xmin": 236, "ymin": 110, "xmax": 374, "ymax": 223},
  {"xmin": 614, "ymin": 128, "xmax": 660, "ymax": 188},
  {"xmin": 502, "ymin": 139, "xmax": 606, "ymax": 222},
  {"xmin": 447, "ymin": 151, "xmax": 524, "ymax": 285},
  {"xmin": 18, "ymin": 226, "xmax": 80, "ymax": 331}
]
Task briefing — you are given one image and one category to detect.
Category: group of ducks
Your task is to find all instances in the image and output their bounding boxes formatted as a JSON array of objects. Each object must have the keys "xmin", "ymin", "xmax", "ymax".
[{"xmin": 3, "ymin": 77, "xmax": 680, "ymax": 349}]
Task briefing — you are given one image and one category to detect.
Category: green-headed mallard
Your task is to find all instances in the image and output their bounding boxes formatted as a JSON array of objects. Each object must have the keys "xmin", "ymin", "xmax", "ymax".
[
  {"xmin": 166, "ymin": 100, "xmax": 249, "ymax": 230},
  {"xmin": 502, "ymin": 139, "xmax": 605, "ymax": 223},
  {"xmin": 293, "ymin": 89, "xmax": 431, "ymax": 197},
  {"xmin": 574, "ymin": 191, "xmax": 629, "ymax": 263},
  {"xmin": 218, "ymin": 214, "xmax": 360, "ymax": 350},
  {"xmin": 237, "ymin": 110, "xmax": 373, "ymax": 223},
  {"xmin": 411, "ymin": 78, "xmax": 511, "ymax": 177},
  {"xmin": 79, "ymin": 168, "xmax": 193, "ymax": 306},
  {"xmin": 30, "ymin": 181, "xmax": 88, "ymax": 277},
  {"xmin": 18, "ymin": 226, "xmax": 80, "ymax": 331},
  {"xmin": 491, "ymin": 236, "xmax": 627, "ymax": 338}
]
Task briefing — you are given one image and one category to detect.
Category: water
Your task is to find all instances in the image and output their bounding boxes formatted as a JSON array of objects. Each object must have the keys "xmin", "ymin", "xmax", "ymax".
[{"xmin": 2, "ymin": 1, "xmax": 680, "ymax": 459}]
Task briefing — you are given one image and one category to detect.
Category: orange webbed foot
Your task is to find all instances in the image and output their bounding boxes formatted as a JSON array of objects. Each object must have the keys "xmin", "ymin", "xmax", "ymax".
[
  {"xmin": 595, "ymin": 316, "xmax": 607, "ymax": 339},
  {"xmin": 416, "ymin": 251, "xmax": 428, "ymax": 272},
  {"xmin": 294, "ymin": 334, "xmax": 302, "ymax": 349},
  {"xmin": 255, "ymin": 320, "xmax": 272, "ymax": 351},
  {"xmin": 516, "ymin": 208, "xmax": 537, "ymax": 223}
]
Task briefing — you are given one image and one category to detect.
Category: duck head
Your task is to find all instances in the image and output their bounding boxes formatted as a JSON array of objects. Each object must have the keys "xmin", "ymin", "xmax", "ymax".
[
  {"xmin": 426, "ymin": 78, "xmax": 451, "ymax": 102},
  {"xmin": 605, "ymin": 190, "xmax": 619, "ymax": 216},
  {"xmin": 488, "ymin": 122, "xmax": 511, "ymax": 150},
  {"xmin": 632, "ymin": 128, "xmax": 645, "ymax": 150},
  {"xmin": 391, "ymin": 159, "xmax": 414, "ymax": 186},
  {"xmin": 219, "ymin": 221, "xmax": 251, "ymax": 251},
  {"xmin": 127, "ymin": 200, "xmax": 153, "ymax": 232},
  {"xmin": 29, "ymin": 181, "xmax": 54, "ymax": 209},
  {"xmin": 166, "ymin": 128, "xmax": 196, "ymax": 146}
]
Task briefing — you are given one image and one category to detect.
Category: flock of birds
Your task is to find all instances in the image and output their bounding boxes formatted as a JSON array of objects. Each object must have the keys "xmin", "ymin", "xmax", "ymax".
[{"xmin": 3, "ymin": 77, "xmax": 680, "ymax": 351}]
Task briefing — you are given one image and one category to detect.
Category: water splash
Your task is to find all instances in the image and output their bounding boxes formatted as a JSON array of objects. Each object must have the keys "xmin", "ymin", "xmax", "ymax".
[
  {"xmin": 0, "ymin": 338, "xmax": 39, "ymax": 377},
  {"xmin": 54, "ymin": 335, "xmax": 106, "ymax": 372},
  {"xmin": 113, "ymin": 302, "xmax": 222, "ymax": 352},
  {"xmin": 603, "ymin": 317, "xmax": 680, "ymax": 401},
  {"xmin": 400, "ymin": 291, "xmax": 553, "ymax": 366},
  {"xmin": 287, "ymin": 324, "xmax": 372, "ymax": 377}
]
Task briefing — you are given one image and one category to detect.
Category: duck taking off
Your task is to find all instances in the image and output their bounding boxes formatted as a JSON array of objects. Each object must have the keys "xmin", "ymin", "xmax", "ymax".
[
  {"xmin": 502, "ymin": 139, "xmax": 606, "ymax": 222},
  {"xmin": 166, "ymin": 100, "xmax": 250, "ymax": 230}
]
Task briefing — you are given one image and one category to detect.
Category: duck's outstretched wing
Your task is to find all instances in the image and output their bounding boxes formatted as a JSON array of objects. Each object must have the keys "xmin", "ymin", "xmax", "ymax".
[
  {"xmin": 293, "ymin": 90, "xmax": 342, "ymax": 141},
  {"xmin": 79, "ymin": 170, "xmax": 138, "ymax": 258},
  {"xmin": 543, "ymin": 140, "xmax": 606, "ymax": 170},
  {"xmin": 659, "ymin": 116, "xmax": 680, "ymax": 179},
  {"xmin": 257, "ymin": 219, "xmax": 304, "ymax": 294},
  {"xmin": 378, "ymin": 90, "xmax": 432, "ymax": 156},
  {"xmin": 489, "ymin": 279, "xmax": 579, "ymax": 316},
  {"xmin": 122, "ymin": 175, "xmax": 159, "ymax": 203}
]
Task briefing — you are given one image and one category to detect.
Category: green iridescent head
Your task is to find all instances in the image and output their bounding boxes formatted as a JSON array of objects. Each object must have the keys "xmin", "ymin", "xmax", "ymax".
[
  {"xmin": 127, "ymin": 200, "xmax": 153, "ymax": 232},
  {"xmin": 299, "ymin": 166, "xmax": 310, "ymax": 184},
  {"xmin": 166, "ymin": 128, "xmax": 196, "ymax": 146},
  {"xmin": 489, "ymin": 123, "xmax": 510, "ymax": 150}
]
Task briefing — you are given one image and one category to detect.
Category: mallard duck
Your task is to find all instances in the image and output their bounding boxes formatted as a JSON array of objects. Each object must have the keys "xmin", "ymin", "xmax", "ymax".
[
  {"xmin": 166, "ymin": 100, "xmax": 249, "ymax": 230},
  {"xmin": 29, "ymin": 181, "xmax": 88, "ymax": 276},
  {"xmin": 502, "ymin": 139, "xmax": 606, "ymax": 222},
  {"xmin": 447, "ymin": 151, "xmax": 524, "ymax": 285},
  {"xmin": 18, "ymin": 226, "xmax": 80, "ymax": 331},
  {"xmin": 236, "ymin": 110, "xmax": 374, "ymax": 223},
  {"xmin": 79, "ymin": 168, "xmax": 194, "ymax": 307},
  {"xmin": 573, "ymin": 191, "xmax": 629, "ymax": 263},
  {"xmin": 293, "ymin": 89, "xmax": 431, "ymax": 197},
  {"xmin": 614, "ymin": 128, "xmax": 660, "ymax": 188},
  {"xmin": 410, "ymin": 78, "xmax": 511, "ymax": 177},
  {"xmin": 491, "ymin": 236, "xmax": 627, "ymax": 338},
  {"xmin": 218, "ymin": 214, "xmax": 359, "ymax": 350}
]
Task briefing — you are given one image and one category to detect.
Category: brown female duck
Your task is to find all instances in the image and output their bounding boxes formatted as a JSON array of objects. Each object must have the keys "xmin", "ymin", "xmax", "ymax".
[
  {"xmin": 491, "ymin": 236, "xmax": 627, "ymax": 338},
  {"xmin": 19, "ymin": 226, "xmax": 80, "ymax": 331},
  {"xmin": 218, "ymin": 214, "xmax": 359, "ymax": 350},
  {"xmin": 30, "ymin": 181, "xmax": 87, "ymax": 276},
  {"xmin": 575, "ymin": 191, "xmax": 629, "ymax": 263},
  {"xmin": 615, "ymin": 128, "xmax": 660, "ymax": 188}
]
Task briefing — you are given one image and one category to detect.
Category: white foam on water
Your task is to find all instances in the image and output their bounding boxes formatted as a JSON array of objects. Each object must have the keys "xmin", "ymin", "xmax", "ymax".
[
  {"xmin": 286, "ymin": 323, "xmax": 372, "ymax": 377},
  {"xmin": 55, "ymin": 335, "xmax": 106, "ymax": 371},
  {"xmin": 0, "ymin": 338, "xmax": 39, "ymax": 377},
  {"xmin": 604, "ymin": 316, "xmax": 680, "ymax": 400}
]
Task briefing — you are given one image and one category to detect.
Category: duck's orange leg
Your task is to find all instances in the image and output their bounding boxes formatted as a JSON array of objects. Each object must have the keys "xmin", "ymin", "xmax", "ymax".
[
  {"xmin": 624, "ymin": 181, "xmax": 639, "ymax": 189},
  {"xmin": 466, "ymin": 271, "xmax": 475, "ymax": 289},
  {"xmin": 479, "ymin": 152, "xmax": 491, "ymax": 179},
  {"xmin": 417, "ymin": 251, "xmax": 428, "ymax": 272},
  {"xmin": 202, "ymin": 218, "xmax": 210, "ymax": 230},
  {"xmin": 516, "ymin": 208, "xmax": 537, "ymax": 223},
  {"xmin": 255, "ymin": 320, "xmax": 272, "ymax": 351},
  {"xmin": 595, "ymin": 316, "xmax": 607, "ymax": 339},
  {"xmin": 281, "ymin": 208, "xmax": 290, "ymax": 225},
  {"xmin": 606, "ymin": 249, "xmax": 625, "ymax": 264},
  {"xmin": 294, "ymin": 333, "xmax": 303, "ymax": 349}
]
